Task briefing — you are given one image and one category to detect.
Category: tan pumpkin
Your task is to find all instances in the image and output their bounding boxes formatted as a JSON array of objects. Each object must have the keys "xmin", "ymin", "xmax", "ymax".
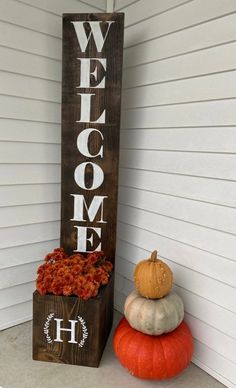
[
  {"xmin": 124, "ymin": 290, "xmax": 184, "ymax": 335},
  {"xmin": 134, "ymin": 250, "xmax": 173, "ymax": 299}
]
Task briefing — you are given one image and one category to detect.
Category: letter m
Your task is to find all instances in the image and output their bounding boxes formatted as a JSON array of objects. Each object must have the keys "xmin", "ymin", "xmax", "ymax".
[
  {"xmin": 71, "ymin": 21, "xmax": 114, "ymax": 52},
  {"xmin": 71, "ymin": 195, "xmax": 108, "ymax": 223}
]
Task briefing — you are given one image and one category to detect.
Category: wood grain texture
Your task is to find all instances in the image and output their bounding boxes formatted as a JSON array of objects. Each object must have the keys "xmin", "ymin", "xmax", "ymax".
[
  {"xmin": 60, "ymin": 13, "xmax": 124, "ymax": 260},
  {"xmin": 33, "ymin": 273, "xmax": 114, "ymax": 366},
  {"xmin": 33, "ymin": 13, "xmax": 123, "ymax": 367}
]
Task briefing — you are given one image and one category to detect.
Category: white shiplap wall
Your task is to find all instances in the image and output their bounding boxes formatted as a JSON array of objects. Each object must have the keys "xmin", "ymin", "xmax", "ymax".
[
  {"xmin": 0, "ymin": 0, "xmax": 106, "ymax": 330},
  {"xmin": 1, "ymin": 0, "xmax": 236, "ymax": 386},
  {"xmin": 113, "ymin": 1, "xmax": 236, "ymax": 387}
]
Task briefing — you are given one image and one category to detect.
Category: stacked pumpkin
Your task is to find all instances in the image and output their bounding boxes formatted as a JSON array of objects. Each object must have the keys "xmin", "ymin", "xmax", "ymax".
[{"xmin": 113, "ymin": 251, "xmax": 193, "ymax": 380}]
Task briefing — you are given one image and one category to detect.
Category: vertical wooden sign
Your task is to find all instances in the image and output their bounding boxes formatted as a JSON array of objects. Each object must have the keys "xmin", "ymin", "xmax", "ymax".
[
  {"xmin": 33, "ymin": 14, "xmax": 124, "ymax": 367},
  {"xmin": 61, "ymin": 13, "xmax": 124, "ymax": 261}
]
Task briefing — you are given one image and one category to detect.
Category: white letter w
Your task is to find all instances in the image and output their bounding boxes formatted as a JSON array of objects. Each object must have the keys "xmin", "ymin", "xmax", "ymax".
[{"xmin": 71, "ymin": 21, "xmax": 114, "ymax": 52}]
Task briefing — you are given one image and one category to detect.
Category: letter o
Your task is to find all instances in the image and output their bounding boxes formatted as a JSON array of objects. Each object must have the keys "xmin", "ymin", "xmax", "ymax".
[{"xmin": 74, "ymin": 162, "xmax": 104, "ymax": 190}]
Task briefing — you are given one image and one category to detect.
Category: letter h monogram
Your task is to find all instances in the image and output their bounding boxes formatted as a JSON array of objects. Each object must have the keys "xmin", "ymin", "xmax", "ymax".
[{"xmin": 54, "ymin": 318, "xmax": 78, "ymax": 344}]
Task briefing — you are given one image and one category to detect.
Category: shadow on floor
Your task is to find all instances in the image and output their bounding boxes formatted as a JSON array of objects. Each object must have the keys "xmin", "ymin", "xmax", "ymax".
[{"xmin": 0, "ymin": 310, "xmax": 225, "ymax": 388}]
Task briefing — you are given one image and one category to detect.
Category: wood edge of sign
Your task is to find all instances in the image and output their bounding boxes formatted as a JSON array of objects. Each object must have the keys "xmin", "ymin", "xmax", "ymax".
[{"xmin": 62, "ymin": 12, "xmax": 125, "ymax": 17}]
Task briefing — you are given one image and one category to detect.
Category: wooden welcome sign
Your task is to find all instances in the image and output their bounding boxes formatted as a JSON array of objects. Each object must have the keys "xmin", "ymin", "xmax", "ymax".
[
  {"xmin": 61, "ymin": 13, "xmax": 124, "ymax": 259},
  {"xmin": 33, "ymin": 13, "xmax": 124, "ymax": 367}
]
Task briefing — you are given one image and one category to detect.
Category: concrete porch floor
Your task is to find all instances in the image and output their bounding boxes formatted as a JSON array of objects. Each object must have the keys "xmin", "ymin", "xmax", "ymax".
[{"xmin": 0, "ymin": 311, "xmax": 225, "ymax": 388}]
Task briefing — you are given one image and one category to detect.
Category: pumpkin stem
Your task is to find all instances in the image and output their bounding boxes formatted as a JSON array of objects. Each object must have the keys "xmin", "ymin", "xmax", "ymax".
[{"xmin": 150, "ymin": 250, "xmax": 158, "ymax": 261}]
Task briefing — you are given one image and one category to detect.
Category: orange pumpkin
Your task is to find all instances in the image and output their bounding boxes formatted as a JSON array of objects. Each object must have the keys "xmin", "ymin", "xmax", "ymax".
[
  {"xmin": 113, "ymin": 317, "xmax": 193, "ymax": 380},
  {"xmin": 134, "ymin": 250, "xmax": 173, "ymax": 299}
]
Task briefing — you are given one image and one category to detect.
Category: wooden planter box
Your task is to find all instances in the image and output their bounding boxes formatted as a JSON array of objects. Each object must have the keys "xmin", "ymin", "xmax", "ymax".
[{"xmin": 33, "ymin": 273, "xmax": 114, "ymax": 367}]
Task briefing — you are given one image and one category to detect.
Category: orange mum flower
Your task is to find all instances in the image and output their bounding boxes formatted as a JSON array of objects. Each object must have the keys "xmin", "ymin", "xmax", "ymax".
[{"xmin": 36, "ymin": 248, "xmax": 113, "ymax": 300}]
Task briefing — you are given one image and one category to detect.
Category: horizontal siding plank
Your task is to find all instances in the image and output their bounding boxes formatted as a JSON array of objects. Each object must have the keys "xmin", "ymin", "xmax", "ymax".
[
  {"xmin": 120, "ymin": 149, "xmax": 236, "ymax": 181},
  {"xmin": 121, "ymin": 100, "xmax": 236, "ymax": 128},
  {"xmin": 0, "ymin": 142, "xmax": 60, "ymax": 164},
  {"xmin": 0, "ymin": 239, "xmax": 59, "ymax": 269},
  {"xmin": 80, "ymin": 0, "xmax": 106, "ymax": 10},
  {"xmin": 114, "ymin": 271, "xmax": 133, "ymax": 296},
  {"xmin": 120, "ymin": 127, "xmax": 236, "ymax": 153},
  {"xmin": 0, "ymin": 203, "xmax": 60, "ymax": 228},
  {"xmin": 119, "ymin": 168, "xmax": 236, "ymax": 207},
  {"xmin": 122, "ymin": 70, "xmax": 236, "ymax": 108},
  {"xmin": 0, "ymin": 95, "xmax": 60, "ymax": 123},
  {"xmin": 0, "ymin": 0, "xmax": 104, "ymax": 43},
  {"xmin": 184, "ymin": 313, "xmax": 236, "ymax": 363},
  {"xmin": 114, "ymin": 288, "xmax": 126, "ymax": 312},
  {"xmin": 0, "ymin": 261, "xmax": 40, "ymax": 289},
  {"xmin": 114, "ymin": 273, "xmax": 129, "ymax": 312},
  {"xmin": 0, "ymin": 221, "xmax": 60, "ymax": 249},
  {"xmin": 0, "ymin": 71, "xmax": 61, "ymax": 102},
  {"xmin": 117, "ymin": 223, "xmax": 236, "ymax": 288},
  {"xmin": 118, "ymin": 186, "xmax": 236, "ymax": 234},
  {"xmin": 121, "ymin": 0, "xmax": 187, "ymax": 27},
  {"xmin": 0, "ymin": 300, "xmax": 32, "ymax": 330},
  {"xmin": 174, "ymin": 285, "xmax": 236, "ymax": 340},
  {"xmin": 0, "ymin": 281, "xmax": 35, "ymax": 309},
  {"xmin": 123, "ymin": 42, "xmax": 236, "ymax": 88},
  {"xmin": 114, "ymin": 271, "xmax": 126, "ymax": 294},
  {"xmin": 0, "ymin": 119, "xmax": 60, "ymax": 144},
  {"xmin": 115, "ymin": 0, "xmax": 140, "ymax": 11},
  {"xmin": 0, "ymin": 46, "xmax": 61, "ymax": 82},
  {"xmin": 194, "ymin": 341, "xmax": 236, "ymax": 388},
  {"xmin": 118, "ymin": 204, "xmax": 236, "ymax": 260},
  {"xmin": 124, "ymin": 13, "xmax": 236, "ymax": 68},
  {"xmin": 0, "ymin": 0, "xmax": 61, "ymax": 38},
  {"xmin": 19, "ymin": 0, "xmax": 105, "ymax": 13},
  {"xmin": 0, "ymin": 20, "xmax": 61, "ymax": 60},
  {"xmin": 185, "ymin": 313, "xmax": 236, "ymax": 364},
  {"xmin": 0, "ymin": 184, "xmax": 60, "ymax": 207},
  {"xmin": 0, "ymin": 164, "xmax": 60, "ymax": 185},
  {"xmin": 124, "ymin": 0, "xmax": 236, "ymax": 47}
]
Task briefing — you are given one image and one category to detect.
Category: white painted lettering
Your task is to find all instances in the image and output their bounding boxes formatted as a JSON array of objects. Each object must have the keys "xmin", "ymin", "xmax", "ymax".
[
  {"xmin": 74, "ymin": 226, "xmax": 101, "ymax": 252},
  {"xmin": 54, "ymin": 319, "xmax": 77, "ymax": 344},
  {"xmin": 77, "ymin": 93, "xmax": 105, "ymax": 123},
  {"xmin": 71, "ymin": 194, "xmax": 107, "ymax": 223},
  {"xmin": 77, "ymin": 58, "xmax": 106, "ymax": 88},
  {"xmin": 71, "ymin": 21, "xmax": 114, "ymax": 52},
  {"xmin": 74, "ymin": 162, "xmax": 104, "ymax": 190},
  {"xmin": 77, "ymin": 128, "xmax": 104, "ymax": 158}
]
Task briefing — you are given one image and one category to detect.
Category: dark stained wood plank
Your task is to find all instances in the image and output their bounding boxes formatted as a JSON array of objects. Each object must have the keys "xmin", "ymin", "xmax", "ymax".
[{"xmin": 60, "ymin": 13, "xmax": 124, "ymax": 261}]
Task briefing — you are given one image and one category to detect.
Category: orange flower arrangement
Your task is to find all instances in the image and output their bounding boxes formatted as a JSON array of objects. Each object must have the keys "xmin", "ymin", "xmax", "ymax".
[{"xmin": 36, "ymin": 248, "xmax": 113, "ymax": 300}]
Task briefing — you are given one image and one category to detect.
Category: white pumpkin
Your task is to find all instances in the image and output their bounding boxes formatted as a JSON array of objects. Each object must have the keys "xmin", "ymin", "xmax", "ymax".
[{"xmin": 124, "ymin": 290, "xmax": 184, "ymax": 335}]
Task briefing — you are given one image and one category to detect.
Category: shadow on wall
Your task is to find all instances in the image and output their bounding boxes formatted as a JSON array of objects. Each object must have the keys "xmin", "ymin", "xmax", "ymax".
[{"xmin": 119, "ymin": 26, "xmax": 146, "ymax": 159}]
